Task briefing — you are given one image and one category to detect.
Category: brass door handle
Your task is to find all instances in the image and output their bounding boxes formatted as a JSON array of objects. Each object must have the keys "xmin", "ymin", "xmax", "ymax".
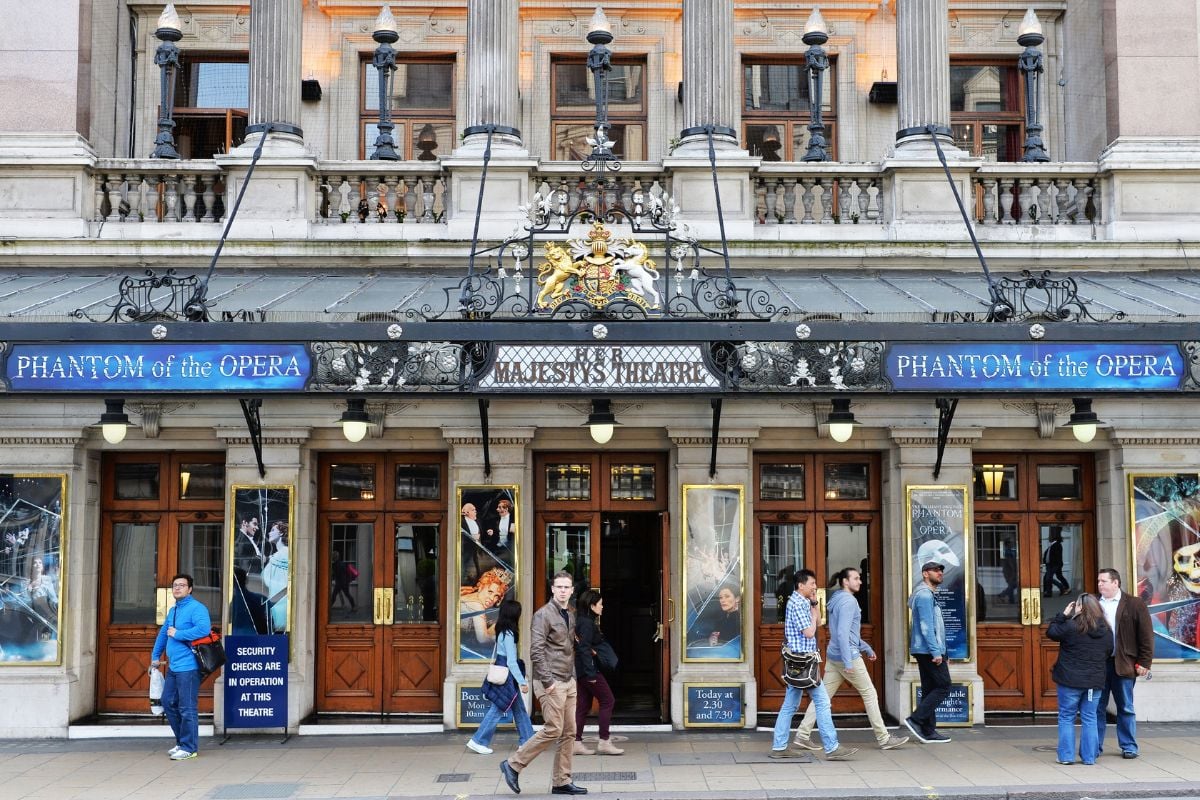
[
  {"xmin": 373, "ymin": 588, "xmax": 384, "ymax": 625},
  {"xmin": 667, "ymin": 597, "xmax": 676, "ymax": 623},
  {"xmin": 1020, "ymin": 589, "xmax": 1030, "ymax": 625},
  {"xmin": 155, "ymin": 587, "xmax": 168, "ymax": 625},
  {"xmin": 1031, "ymin": 591, "xmax": 1042, "ymax": 626},
  {"xmin": 817, "ymin": 588, "xmax": 828, "ymax": 626},
  {"xmin": 383, "ymin": 588, "xmax": 394, "ymax": 626}
]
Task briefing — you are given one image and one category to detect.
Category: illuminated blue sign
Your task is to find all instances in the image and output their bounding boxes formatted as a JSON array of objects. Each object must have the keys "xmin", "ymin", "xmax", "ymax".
[
  {"xmin": 886, "ymin": 343, "xmax": 1184, "ymax": 391},
  {"xmin": 224, "ymin": 635, "xmax": 288, "ymax": 729},
  {"xmin": 4, "ymin": 343, "xmax": 310, "ymax": 392}
]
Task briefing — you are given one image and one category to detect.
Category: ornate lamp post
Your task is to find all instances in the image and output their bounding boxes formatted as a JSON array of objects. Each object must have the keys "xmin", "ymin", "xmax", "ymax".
[
  {"xmin": 1017, "ymin": 8, "xmax": 1049, "ymax": 162},
  {"xmin": 585, "ymin": 8, "xmax": 618, "ymax": 169},
  {"xmin": 370, "ymin": 5, "xmax": 400, "ymax": 161},
  {"xmin": 801, "ymin": 8, "xmax": 831, "ymax": 162},
  {"xmin": 150, "ymin": 3, "xmax": 183, "ymax": 159}
]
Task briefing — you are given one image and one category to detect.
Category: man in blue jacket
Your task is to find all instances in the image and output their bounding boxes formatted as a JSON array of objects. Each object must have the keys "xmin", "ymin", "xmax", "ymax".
[
  {"xmin": 149, "ymin": 573, "xmax": 213, "ymax": 761},
  {"xmin": 906, "ymin": 560, "xmax": 952, "ymax": 743},
  {"xmin": 793, "ymin": 567, "xmax": 908, "ymax": 751}
]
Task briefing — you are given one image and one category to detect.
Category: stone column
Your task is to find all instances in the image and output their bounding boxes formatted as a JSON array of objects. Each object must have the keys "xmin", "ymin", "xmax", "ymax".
[
  {"xmin": 460, "ymin": 0, "xmax": 522, "ymax": 151},
  {"xmin": 245, "ymin": 0, "xmax": 304, "ymax": 151},
  {"xmin": 895, "ymin": 0, "xmax": 954, "ymax": 153},
  {"xmin": 678, "ymin": 0, "xmax": 740, "ymax": 151}
]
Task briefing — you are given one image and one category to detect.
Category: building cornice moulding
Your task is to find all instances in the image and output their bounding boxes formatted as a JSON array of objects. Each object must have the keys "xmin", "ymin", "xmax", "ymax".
[
  {"xmin": 1111, "ymin": 434, "xmax": 1200, "ymax": 447},
  {"xmin": 0, "ymin": 436, "xmax": 84, "ymax": 447},
  {"xmin": 441, "ymin": 427, "xmax": 535, "ymax": 446}
]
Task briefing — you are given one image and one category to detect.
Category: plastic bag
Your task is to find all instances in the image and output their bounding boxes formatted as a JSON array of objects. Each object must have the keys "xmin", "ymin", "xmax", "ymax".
[{"xmin": 149, "ymin": 667, "xmax": 165, "ymax": 716}]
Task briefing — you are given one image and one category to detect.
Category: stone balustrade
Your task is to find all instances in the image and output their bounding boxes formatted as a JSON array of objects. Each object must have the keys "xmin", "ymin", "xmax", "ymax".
[
  {"xmin": 531, "ymin": 164, "xmax": 672, "ymax": 223},
  {"xmin": 315, "ymin": 163, "xmax": 448, "ymax": 223},
  {"xmin": 753, "ymin": 163, "xmax": 886, "ymax": 225},
  {"xmin": 92, "ymin": 160, "xmax": 226, "ymax": 223},
  {"xmin": 972, "ymin": 163, "xmax": 1100, "ymax": 226}
]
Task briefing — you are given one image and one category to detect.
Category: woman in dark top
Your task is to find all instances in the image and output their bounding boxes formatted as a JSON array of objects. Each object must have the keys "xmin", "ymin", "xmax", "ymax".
[
  {"xmin": 1047, "ymin": 593, "xmax": 1111, "ymax": 765},
  {"xmin": 573, "ymin": 589, "xmax": 623, "ymax": 756}
]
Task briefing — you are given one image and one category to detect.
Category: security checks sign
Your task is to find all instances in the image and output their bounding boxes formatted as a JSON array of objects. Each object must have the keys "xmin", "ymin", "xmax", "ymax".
[{"xmin": 223, "ymin": 634, "xmax": 288, "ymax": 728}]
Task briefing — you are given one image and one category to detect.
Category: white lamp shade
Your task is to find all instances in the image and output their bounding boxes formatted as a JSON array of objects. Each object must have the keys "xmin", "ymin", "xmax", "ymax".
[
  {"xmin": 589, "ymin": 423, "xmax": 614, "ymax": 445},
  {"xmin": 342, "ymin": 420, "xmax": 369, "ymax": 443},
  {"xmin": 102, "ymin": 423, "xmax": 129, "ymax": 444},
  {"xmin": 1018, "ymin": 8, "xmax": 1043, "ymax": 39},
  {"xmin": 1071, "ymin": 423, "xmax": 1097, "ymax": 444},
  {"xmin": 828, "ymin": 422, "xmax": 854, "ymax": 443}
]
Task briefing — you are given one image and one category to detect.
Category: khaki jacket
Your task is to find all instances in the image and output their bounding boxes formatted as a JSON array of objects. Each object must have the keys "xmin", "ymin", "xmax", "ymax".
[
  {"xmin": 529, "ymin": 600, "xmax": 575, "ymax": 686},
  {"xmin": 1112, "ymin": 591, "xmax": 1154, "ymax": 678}
]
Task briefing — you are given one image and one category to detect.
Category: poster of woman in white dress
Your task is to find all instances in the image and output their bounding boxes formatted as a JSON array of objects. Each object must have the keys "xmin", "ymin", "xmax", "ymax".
[{"xmin": 229, "ymin": 486, "xmax": 293, "ymax": 636}]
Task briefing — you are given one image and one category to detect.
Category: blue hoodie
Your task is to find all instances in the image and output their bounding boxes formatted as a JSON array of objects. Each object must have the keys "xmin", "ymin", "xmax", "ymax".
[
  {"xmin": 908, "ymin": 583, "xmax": 946, "ymax": 658},
  {"xmin": 151, "ymin": 595, "xmax": 213, "ymax": 672},
  {"xmin": 826, "ymin": 589, "xmax": 875, "ymax": 671}
]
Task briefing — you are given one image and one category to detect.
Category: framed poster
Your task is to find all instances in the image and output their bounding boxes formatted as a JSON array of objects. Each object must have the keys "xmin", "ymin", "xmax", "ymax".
[
  {"xmin": 910, "ymin": 682, "xmax": 973, "ymax": 726},
  {"xmin": 683, "ymin": 683, "xmax": 744, "ymax": 728},
  {"xmin": 228, "ymin": 485, "xmax": 294, "ymax": 636},
  {"xmin": 0, "ymin": 474, "xmax": 66, "ymax": 664},
  {"xmin": 682, "ymin": 484, "xmax": 745, "ymax": 662},
  {"xmin": 456, "ymin": 484, "xmax": 518, "ymax": 662},
  {"xmin": 905, "ymin": 485, "xmax": 971, "ymax": 661},
  {"xmin": 1129, "ymin": 473, "xmax": 1200, "ymax": 661}
]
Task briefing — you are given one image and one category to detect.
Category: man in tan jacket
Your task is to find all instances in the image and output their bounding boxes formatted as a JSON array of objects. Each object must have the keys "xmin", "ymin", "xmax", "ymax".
[{"xmin": 500, "ymin": 572, "xmax": 587, "ymax": 795}]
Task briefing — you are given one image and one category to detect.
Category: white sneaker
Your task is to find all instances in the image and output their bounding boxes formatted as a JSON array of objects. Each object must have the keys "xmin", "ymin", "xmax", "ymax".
[
  {"xmin": 169, "ymin": 750, "xmax": 197, "ymax": 761},
  {"xmin": 167, "ymin": 746, "xmax": 182, "ymax": 757},
  {"xmin": 466, "ymin": 738, "xmax": 493, "ymax": 755}
]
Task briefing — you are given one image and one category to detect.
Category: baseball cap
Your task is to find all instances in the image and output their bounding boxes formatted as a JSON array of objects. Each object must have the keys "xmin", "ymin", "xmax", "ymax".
[{"xmin": 920, "ymin": 560, "xmax": 945, "ymax": 572}]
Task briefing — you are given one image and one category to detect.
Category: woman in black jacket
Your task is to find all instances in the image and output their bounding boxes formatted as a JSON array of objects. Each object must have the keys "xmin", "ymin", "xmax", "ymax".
[
  {"xmin": 1047, "ymin": 593, "xmax": 1111, "ymax": 765},
  {"xmin": 573, "ymin": 589, "xmax": 623, "ymax": 756}
]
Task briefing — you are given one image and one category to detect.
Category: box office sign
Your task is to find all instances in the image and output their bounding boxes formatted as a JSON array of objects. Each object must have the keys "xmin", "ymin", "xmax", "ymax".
[
  {"xmin": 912, "ymin": 682, "xmax": 973, "ymax": 726},
  {"xmin": 4, "ymin": 343, "xmax": 310, "ymax": 392}
]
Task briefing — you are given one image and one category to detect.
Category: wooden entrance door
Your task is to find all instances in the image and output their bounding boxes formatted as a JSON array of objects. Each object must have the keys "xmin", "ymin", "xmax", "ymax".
[
  {"xmin": 97, "ymin": 453, "xmax": 225, "ymax": 714},
  {"xmin": 533, "ymin": 453, "xmax": 669, "ymax": 723},
  {"xmin": 754, "ymin": 454, "xmax": 883, "ymax": 714},
  {"xmin": 974, "ymin": 454, "xmax": 1095, "ymax": 713},
  {"xmin": 315, "ymin": 454, "xmax": 445, "ymax": 714}
]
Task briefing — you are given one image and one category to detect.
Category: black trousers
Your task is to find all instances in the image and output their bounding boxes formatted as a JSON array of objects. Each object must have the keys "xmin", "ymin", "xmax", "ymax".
[{"xmin": 912, "ymin": 653, "xmax": 952, "ymax": 734}]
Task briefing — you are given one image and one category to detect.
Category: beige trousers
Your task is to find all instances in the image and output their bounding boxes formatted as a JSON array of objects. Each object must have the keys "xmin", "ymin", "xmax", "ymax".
[
  {"xmin": 509, "ymin": 678, "xmax": 577, "ymax": 787},
  {"xmin": 796, "ymin": 655, "xmax": 889, "ymax": 744}
]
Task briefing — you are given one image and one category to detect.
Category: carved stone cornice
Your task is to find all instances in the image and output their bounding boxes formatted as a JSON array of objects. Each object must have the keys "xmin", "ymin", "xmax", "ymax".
[
  {"xmin": 1111, "ymin": 434, "xmax": 1200, "ymax": 447},
  {"xmin": 889, "ymin": 427, "xmax": 983, "ymax": 447},
  {"xmin": 442, "ymin": 427, "xmax": 535, "ymax": 447},
  {"xmin": 667, "ymin": 427, "xmax": 760, "ymax": 446},
  {"xmin": 0, "ymin": 436, "xmax": 84, "ymax": 447},
  {"xmin": 215, "ymin": 427, "xmax": 311, "ymax": 447}
]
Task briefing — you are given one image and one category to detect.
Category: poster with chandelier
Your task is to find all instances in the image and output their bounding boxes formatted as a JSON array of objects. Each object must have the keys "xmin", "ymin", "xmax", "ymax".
[
  {"xmin": 1129, "ymin": 474, "xmax": 1200, "ymax": 661},
  {"xmin": 229, "ymin": 486, "xmax": 294, "ymax": 636},
  {"xmin": 456, "ymin": 485, "xmax": 518, "ymax": 662},
  {"xmin": 682, "ymin": 485, "xmax": 745, "ymax": 662},
  {"xmin": 905, "ymin": 485, "xmax": 971, "ymax": 661}
]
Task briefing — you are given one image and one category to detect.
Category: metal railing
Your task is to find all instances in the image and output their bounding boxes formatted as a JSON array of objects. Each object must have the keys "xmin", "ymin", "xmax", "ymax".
[
  {"xmin": 93, "ymin": 160, "xmax": 226, "ymax": 223},
  {"xmin": 753, "ymin": 163, "xmax": 885, "ymax": 224},
  {"xmin": 315, "ymin": 162, "xmax": 448, "ymax": 223}
]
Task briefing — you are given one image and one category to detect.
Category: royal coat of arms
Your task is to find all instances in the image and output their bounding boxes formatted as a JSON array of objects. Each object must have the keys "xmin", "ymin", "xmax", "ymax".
[{"xmin": 535, "ymin": 221, "xmax": 662, "ymax": 311}]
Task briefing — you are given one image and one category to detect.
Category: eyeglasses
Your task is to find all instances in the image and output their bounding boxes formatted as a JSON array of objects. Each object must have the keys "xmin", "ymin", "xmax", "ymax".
[{"xmin": 171, "ymin": 581, "xmax": 190, "ymax": 589}]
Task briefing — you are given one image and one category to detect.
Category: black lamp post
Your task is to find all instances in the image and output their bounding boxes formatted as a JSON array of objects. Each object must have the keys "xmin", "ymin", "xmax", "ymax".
[
  {"xmin": 801, "ymin": 8, "xmax": 831, "ymax": 163},
  {"xmin": 370, "ymin": 5, "xmax": 400, "ymax": 161},
  {"xmin": 585, "ymin": 7, "xmax": 618, "ymax": 169},
  {"xmin": 1017, "ymin": 8, "xmax": 1049, "ymax": 162},
  {"xmin": 150, "ymin": 3, "xmax": 183, "ymax": 160}
]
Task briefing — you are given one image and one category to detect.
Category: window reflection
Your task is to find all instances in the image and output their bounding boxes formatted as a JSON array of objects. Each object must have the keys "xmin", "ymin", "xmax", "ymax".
[
  {"xmin": 826, "ymin": 522, "xmax": 870, "ymax": 622},
  {"xmin": 329, "ymin": 522, "xmax": 373, "ymax": 623},
  {"xmin": 760, "ymin": 523, "xmax": 803, "ymax": 623},
  {"xmin": 394, "ymin": 523, "xmax": 439, "ymax": 622}
]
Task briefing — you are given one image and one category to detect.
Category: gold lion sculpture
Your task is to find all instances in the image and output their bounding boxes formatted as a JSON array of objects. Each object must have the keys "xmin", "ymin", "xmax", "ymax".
[{"xmin": 536, "ymin": 242, "xmax": 581, "ymax": 307}]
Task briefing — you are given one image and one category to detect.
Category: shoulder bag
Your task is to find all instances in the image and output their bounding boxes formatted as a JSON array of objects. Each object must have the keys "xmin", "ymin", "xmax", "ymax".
[
  {"xmin": 191, "ymin": 631, "xmax": 226, "ymax": 680},
  {"xmin": 593, "ymin": 639, "xmax": 619, "ymax": 673},
  {"xmin": 781, "ymin": 647, "xmax": 821, "ymax": 689},
  {"xmin": 486, "ymin": 636, "xmax": 510, "ymax": 685}
]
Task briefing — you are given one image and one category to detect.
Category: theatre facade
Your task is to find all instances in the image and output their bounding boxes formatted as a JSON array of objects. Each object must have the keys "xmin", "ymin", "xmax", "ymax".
[{"xmin": 1, "ymin": 0, "xmax": 1200, "ymax": 737}]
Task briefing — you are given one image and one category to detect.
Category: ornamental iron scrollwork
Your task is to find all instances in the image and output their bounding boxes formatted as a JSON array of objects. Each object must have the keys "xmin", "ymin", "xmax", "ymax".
[
  {"xmin": 986, "ymin": 270, "xmax": 1124, "ymax": 323},
  {"xmin": 72, "ymin": 269, "xmax": 211, "ymax": 323},
  {"xmin": 721, "ymin": 340, "xmax": 888, "ymax": 392},
  {"xmin": 1182, "ymin": 341, "xmax": 1200, "ymax": 391}
]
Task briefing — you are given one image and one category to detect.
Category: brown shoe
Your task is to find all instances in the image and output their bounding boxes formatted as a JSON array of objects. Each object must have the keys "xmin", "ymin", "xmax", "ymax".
[
  {"xmin": 596, "ymin": 738, "xmax": 624, "ymax": 755},
  {"xmin": 572, "ymin": 740, "xmax": 595, "ymax": 756}
]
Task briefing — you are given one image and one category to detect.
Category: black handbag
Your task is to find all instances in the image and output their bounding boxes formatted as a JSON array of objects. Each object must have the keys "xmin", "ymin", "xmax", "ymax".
[
  {"xmin": 593, "ymin": 640, "xmax": 619, "ymax": 673},
  {"xmin": 781, "ymin": 648, "xmax": 821, "ymax": 689},
  {"xmin": 190, "ymin": 631, "xmax": 226, "ymax": 680}
]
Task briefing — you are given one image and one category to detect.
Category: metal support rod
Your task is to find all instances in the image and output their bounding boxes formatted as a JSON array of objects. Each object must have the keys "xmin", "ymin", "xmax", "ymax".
[
  {"xmin": 461, "ymin": 126, "xmax": 496, "ymax": 311},
  {"xmin": 704, "ymin": 127, "xmax": 736, "ymax": 308},
  {"xmin": 239, "ymin": 398, "xmax": 266, "ymax": 479},
  {"xmin": 932, "ymin": 397, "xmax": 958, "ymax": 480},
  {"xmin": 709, "ymin": 398, "xmax": 722, "ymax": 479},
  {"xmin": 478, "ymin": 398, "xmax": 492, "ymax": 480},
  {"xmin": 927, "ymin": 127, "xmax": 1011, "ymax": 320}
]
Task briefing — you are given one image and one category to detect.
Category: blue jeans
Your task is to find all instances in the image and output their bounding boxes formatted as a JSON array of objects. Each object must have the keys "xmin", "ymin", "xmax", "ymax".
[
  {"xmin": 772, "ymin": 682, "xmax": 838, "ymax": 753},
  {"xmin": 472, "ymin": 691, "xmax": 534, "ymax": 748},
  {"xmin": 1056, "ymin": 685, "xmax": 1101, "ymax": 764},
  {"xmin": 1096, "ymin": 659, "xmax": 1137, "ymax": 755},
  {"xmin": 162, "ymin": 668, "xmax": 199, "ymax": 754}
]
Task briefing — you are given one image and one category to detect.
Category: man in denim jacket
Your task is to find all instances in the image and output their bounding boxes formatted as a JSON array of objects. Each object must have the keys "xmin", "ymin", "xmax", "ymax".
[
  {"xmin": 149, "ymin": 573, "xmax": 213, "ymax": 761},
  {"xmin": 905, "ymin": 561, "xmax": 952, "ymax": 743}
]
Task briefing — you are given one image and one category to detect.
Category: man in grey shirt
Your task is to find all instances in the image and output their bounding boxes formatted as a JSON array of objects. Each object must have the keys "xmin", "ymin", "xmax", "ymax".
[{"xmin": 793, "ymin": 567, "xmax": 908, "ymax": 751}]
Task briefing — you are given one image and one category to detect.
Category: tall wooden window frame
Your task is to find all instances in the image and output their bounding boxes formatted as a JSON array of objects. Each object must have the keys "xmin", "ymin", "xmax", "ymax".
[
  {"xmin": 171, "ymin": 52, "xmax": 249, "ymax": 159},
  {"xmin": 949, "ymin": 58, "xmax": 1025, "ymax": 162},
  {"xmin": 741, "ymin": 56, "xmax": 838, "ymax": 162},
  {"xmin": 549, "ymin": 55, "xmax": 648, "ymax": 162},
  {"xmin": 359, "ymin": 55, "xmax": 457, "ymax": 161}
]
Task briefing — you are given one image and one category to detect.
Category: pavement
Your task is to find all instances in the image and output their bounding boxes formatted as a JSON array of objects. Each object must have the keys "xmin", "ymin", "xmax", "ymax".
[{"xmin": 3, "ymin": 722, "xmax": 1199, "ymax": 800}]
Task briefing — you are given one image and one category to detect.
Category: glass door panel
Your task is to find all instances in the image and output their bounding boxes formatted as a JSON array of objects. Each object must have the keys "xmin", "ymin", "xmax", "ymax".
[
  {"xmin": 825, "ymin": 521, "xmax": 870, "ymax": 622},
  {"xmin": 394, "ymin": 522, "xmax": 439, "ymax": 623},
  {"xmin": 1039, "ymin": 522, "xmax": 1084, "ymax": 617},
  {"xmin": 976, "ymin": 523, "xmax": 1021, "ymax": 622},
  {"xmin": 545, "ymin": 522, "xmax": 592, "ymax": 597},
  {"xmin": 329, "ymin": 522, "xmax": 374, "ymax": 624},
  {"xmin": 179, "ymin": 521, "xmax": 223, "ymax": 617},
  {"xmin": 110, "ymin": 522, "xmax": 158, "ymax": 624},
  {"xmin": 760, "ymin": 522, "xmax": 804, "ymax": 623}
]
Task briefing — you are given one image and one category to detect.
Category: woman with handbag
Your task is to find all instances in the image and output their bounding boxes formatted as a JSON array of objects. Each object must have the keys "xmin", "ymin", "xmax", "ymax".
[
  {"xmin": 573, "ymin": 589, "xmax": 623, "ymax": 756},
  {"xmin": 467, "ymin": 599, "xmax": 533, "ymax": 755},
  {"xmin": 1047, "ymin": 593, "xmax": 1111, "ymax": 765}
]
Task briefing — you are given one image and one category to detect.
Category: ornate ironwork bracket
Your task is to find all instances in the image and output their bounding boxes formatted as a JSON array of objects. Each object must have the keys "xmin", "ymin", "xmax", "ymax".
[
  {"xmin": 239, "ymin": 398, "xmax": 266, "ymax": 478},
  {"xmin": 478, "ymin": 398, "xmax": 491, "ymax": 481},
  {"xmin": 709, "ymin": 398, "xmax": 722, "ymax": 479},
  {"xmin": 932, "ymin": 397, "xmax": 958, "ymax": 480}
]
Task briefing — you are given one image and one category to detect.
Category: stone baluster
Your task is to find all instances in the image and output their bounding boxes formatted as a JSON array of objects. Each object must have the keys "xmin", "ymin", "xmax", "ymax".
[
  {"xmin": 127, "ymin": 175, "xmax": 144, "ymax": 223},
  {"xmin": 873, "ymin": 180, "xmax": 885, "ymax": 222},
  {"xmin": 1089, "ymin": 181, "xmax": 1101, "ymax": 225},
  {"xmin": 182, "ymin": 175, "xmax": 197, "ymax": 221},
  {"xmin": 201, "ymin": 175, "xmax": 217, "ymax": 222},
  {"xmin": 315, "ymin": 176, "xmax": 328, "ymax": 221},
  {"xmin": 998, "ymin": 177, "xmax": 1015, "ymax": 224},
  {"xmin": 818, "ymin": 179, "xmax": 834, "ymax": 224},
  {"xmin": 762, "ymin": 178, "xmax": 779, "ymax": 224},
  {"xmin": 1054, "ymin": 178, "xmax": 1072, "ymax": 224},
  {"xmin": 387, "ymin": 176, "xmax": 402, "ymax": 222},
  {"xmin": 800, "ymin": 178, "xmax": 816, "ymax": 224},
  {"xmin": 1073, "ymin": 178, "xmax": 1091, "ymax": 225},
  {"xmin": 837, "ymin": 179, "xmax": 852, "ymax": 223},
  {"xmin": 433, "ymin": 178, "xmax": 446, "ymax": 221},
  {"xmin": 782, "ymin": 178, "xmax": 798, "ymax": 224},
  {"xmin": 855, "ymin": 179, "xmax": 871, "ymax": 223},
  {"xmin": 347, "ymin": 175, "xmax": 361, "ymax": 221},
  {"xmin": 364, "ymin": 176, "xmax": 379, "ymax": 223},
  {"xmin": 754, "ymin": 180, "xmax": 767, "ymax": 223},
  {"xmin": 104, "ymin": 175, "xmax": 121, "ymax": 222},
  {"xmin": 376, "ymin": 176, "xmax": 389, "ymax": 222},
  {"xmin": 981, "ymin": 178, "xmax": 997, "ymax": 224},
  {"xmin": 404, "ymin": 177, "xmax": 418, "ymax": 221},
  {"xmin": 164, "ymin": 175, "xmax": 179, "ymax": 222},
  {"xmin": 93, "ymin": 175, "xmax": 106, "ymax": 222},
  {"xmin": 422, "ymin": 177, "xmax": 436, "ymax": 222}
]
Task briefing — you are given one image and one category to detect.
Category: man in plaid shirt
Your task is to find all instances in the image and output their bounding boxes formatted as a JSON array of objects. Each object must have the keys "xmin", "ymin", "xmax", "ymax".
[{"xmin": 770, "ymin": 568, "xmax": 858, "ymax": 760}]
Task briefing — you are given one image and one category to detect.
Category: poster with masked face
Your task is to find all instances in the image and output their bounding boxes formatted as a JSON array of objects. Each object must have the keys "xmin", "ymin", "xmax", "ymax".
[
  {"xmin": 906, "ymin": 485, "xmax": 970, "ymax": 661},
  {"xmin": 1130, "ymin": 474, "xmax": 1200, "ymax": 661}
]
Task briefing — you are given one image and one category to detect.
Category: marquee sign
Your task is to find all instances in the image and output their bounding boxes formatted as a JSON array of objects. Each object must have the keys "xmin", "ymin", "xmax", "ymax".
[{"xmin": 1, "ymin": 339, "xmax": 1196, "ymax": 394}]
